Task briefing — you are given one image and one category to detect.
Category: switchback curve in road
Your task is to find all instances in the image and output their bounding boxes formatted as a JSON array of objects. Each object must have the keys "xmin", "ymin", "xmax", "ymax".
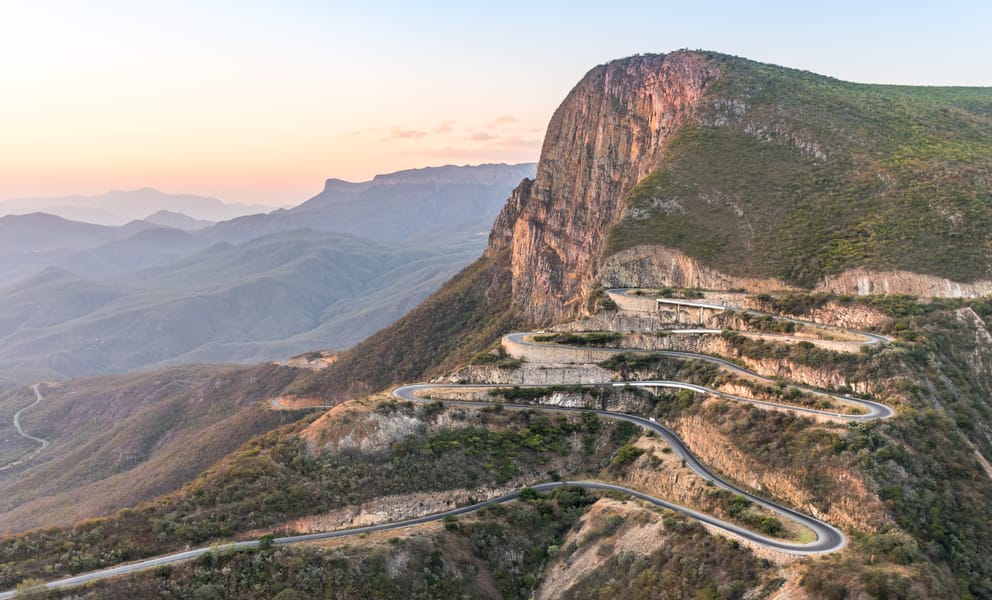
[
  {"xmin": 392, "ymin": 383, "xmax": 846, "ymax": 555},
  {"xmin": 503, "ymin": 332, "xmax": 894, "ymax": 420},
  {"xmin": 0, "ymin": 474, "xmax": 841, "ymax": 600},
  {"xmin": 0, "ymin": 290, "xmax": 895, "ymax": 596}
]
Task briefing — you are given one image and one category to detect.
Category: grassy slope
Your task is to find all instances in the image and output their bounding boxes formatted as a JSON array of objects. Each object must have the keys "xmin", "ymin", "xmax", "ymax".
[
  {"xmin": 608, "ymin": 53, "xmax": 992, "ymax": 287},
  {"xmin": 0, "ymin": 364, "xmax": 302, "ymax": 533},
  {"xmin": 39, "ymin": 496, "xmax": 770, "ymax": 600},
  {"xmin": 27, "ymin": 489, "xmax": 596, "ymax": 600},
  {"xmin": 287, "ymin": 250, "xmax": 520, "ymax": 402}
]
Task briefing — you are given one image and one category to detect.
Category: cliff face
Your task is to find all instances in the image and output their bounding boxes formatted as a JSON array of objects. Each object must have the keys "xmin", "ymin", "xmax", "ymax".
[
  {"xmin": 600, "ymin": 245, "xmax": 796, "ymax": 293},
  {"xmin": 488, "ymin": 52, "xmax": 719, "ymax": 323},
  {"xmin": 819, "ymin": 268, "xmax": 992, "ymax": 298},
  {"xmin": 601, "ymin": 246, "xmax": 992, "ymax": 299},
  {"xmin": 489, "ymin": 52, "xmax": 992, "ymax": 323}
]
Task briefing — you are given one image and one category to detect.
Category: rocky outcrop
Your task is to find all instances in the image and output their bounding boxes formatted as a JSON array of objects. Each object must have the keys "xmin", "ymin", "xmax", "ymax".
[
  {"xmin": 600, "ymin": 246, "xmax": 992, "ymax": 300},
  {"xmin": 486, "ymin": 177, "xmax": 532, "ymax": 254},
  {"xmin": 600, "ymin": 246, "xmax": 796, "ymax": 293},
  {"xmin": 488, "ymin": 53, "xmax": 720, "ymax": 323},
  {"xmin": 441, "ymin": 363, "xmax": 614, "ymax": 386},
  {"xmin": 482, "ymin": 50, "xmax": 992, "ymax": 332},
  {"xmin": 672, "ymin": 414, "xmax": 890, "ymax": 533},
  {"xmin": 819, "ymin": 268, "xmax": 992, "ymax": 298}
]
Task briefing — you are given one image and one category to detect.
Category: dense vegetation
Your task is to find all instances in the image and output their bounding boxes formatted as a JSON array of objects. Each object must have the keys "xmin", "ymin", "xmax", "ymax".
[
  {"xmin": 22, "ymin": 487, "xmax": 595, "ymax": 600},
  {"xmin": 692, "ymin": 298, "xmax": 992, "ymax": 598},
  {"xmin": 865, "ymin": 307, "xmax": 992, "ymax": 598},
  {"xmin": 0, "ymin": 404, "xmax": 629, "ymax": 589},
  {"xmin": 599, "ymin": 353, "xmax": 722, "ymax": 386},
  {"xmin": 607, "ymin": 53, "xmax": 992, "ymax": 287},
  {"xmin": 531, "ymin": 332, "xmax": 623, "ymax": 346}
]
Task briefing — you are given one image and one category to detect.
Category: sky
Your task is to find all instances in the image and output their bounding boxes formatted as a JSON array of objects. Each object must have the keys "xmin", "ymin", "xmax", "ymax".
[{"xmin": 1, "ymin": 0, "xmax": 990, "ymax": 206}]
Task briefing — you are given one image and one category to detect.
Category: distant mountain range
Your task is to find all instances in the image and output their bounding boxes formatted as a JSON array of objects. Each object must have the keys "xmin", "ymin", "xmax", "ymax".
[
  {"xmin": 206, "ymin": 162, "xmax": 537, "ymax": 244},
  {"xmin": 0, "ymin": 188, "xmax": 276, "ymax": 226},
  {"xmin": 0, "ymin": 163, "xmax": 536, "ymax": 383},
  {"xmin": 144, "ymin": 210, "xmax": 215, "ymax": 231}
]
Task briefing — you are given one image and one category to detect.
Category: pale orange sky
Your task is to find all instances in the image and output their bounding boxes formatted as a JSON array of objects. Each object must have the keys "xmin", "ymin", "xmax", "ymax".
[{"xmin": 2, "ymin": 1, "xmax": 988, "ymax": 206}]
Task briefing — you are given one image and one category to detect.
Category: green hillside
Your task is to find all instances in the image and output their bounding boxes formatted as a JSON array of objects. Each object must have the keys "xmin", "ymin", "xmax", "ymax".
[{"xmin": 608, "ymin": 53, "xmax": 992, "ymax": 287}]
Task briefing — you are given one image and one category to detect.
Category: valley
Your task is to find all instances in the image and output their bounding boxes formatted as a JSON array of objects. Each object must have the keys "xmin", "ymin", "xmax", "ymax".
[
  {"xmin": 2, "ymin": 48, "xmax": 991, "ymax": 599},
  {"xmin": 0, "ymin": 164, "xmax": 535, "ymax": 383}
]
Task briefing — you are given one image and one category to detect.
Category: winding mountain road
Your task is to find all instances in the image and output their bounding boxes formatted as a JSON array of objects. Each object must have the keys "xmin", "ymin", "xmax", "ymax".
[
  {"xmin": 0, "ymin": 290, "xmax": 895, "ymax": 596},
  {"xmin": 392, "ymin": 384, "xmax": 845, "ymax": 554},
  {"xmin": 0, "ymin": 384, "xmax": 49, "ymax": 473},
  {"xmin": 390, "ymin": 301, "xmax": 893, "ymax": 554},
  {"xmin": 0, "ymin": 477, "xmax": 835, "ymax": 599},
  {"xmin": 503, "ymin": 332, "xmax": 894, "ymax": 420}
]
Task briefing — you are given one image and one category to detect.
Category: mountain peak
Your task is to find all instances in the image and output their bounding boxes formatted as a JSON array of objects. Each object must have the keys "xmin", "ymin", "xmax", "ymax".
[
  {"xmin": 321, "ymin": 178, "xmax": 365, "ymax": 193},
  {"xmin": 488, "ymin": 51, "xmax": 992, "ymax": 323},
  {"xmin": 144, "ymin": 210, "xmax": 215, "ymax": 231},
  {"xmin": 296, "ymin": 163, "xmax": 536, "ymax": 219},
  {"xmin": 370, "ymin": 163, "xmax": 537, "ymax": 186},
  {"xmin": 489, "ymin": 52, "xmax": 719, "ymax": 322}
]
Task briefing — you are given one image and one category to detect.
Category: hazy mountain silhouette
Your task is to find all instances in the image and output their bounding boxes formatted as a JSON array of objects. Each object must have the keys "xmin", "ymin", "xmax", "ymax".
[
  {"xmin": 0, "ymin": 188, "xmax": 277, "ymax": 226},
  {"xmin": 0, "ymin": 164, "xmax": 535, "ymax": 383},
  {"xmin": 143, "ymin": 210, "xmax": 214, "ymax": 231},
  {"xmin": 206, "ymin": 163, "xmax": 536, "ymax": 244}
]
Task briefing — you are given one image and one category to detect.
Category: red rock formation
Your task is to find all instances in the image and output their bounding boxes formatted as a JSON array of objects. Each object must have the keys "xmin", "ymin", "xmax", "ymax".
[{"xmin": 488, "ymin": 52, "xmax": 719, "ymax": 323}]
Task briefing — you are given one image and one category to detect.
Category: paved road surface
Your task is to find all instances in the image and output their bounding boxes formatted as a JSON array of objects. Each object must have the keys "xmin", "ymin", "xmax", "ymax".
[
  {"xmin": 1, "ymin": 289, "xmax": 895, "ymax": 596},
  {"xmin": 503, "ymin": 333, "xmax": 893, "ymax": 420},
  {"xmin": 393, "ymin": 383, "xmax": 846, "ymax": 554}
]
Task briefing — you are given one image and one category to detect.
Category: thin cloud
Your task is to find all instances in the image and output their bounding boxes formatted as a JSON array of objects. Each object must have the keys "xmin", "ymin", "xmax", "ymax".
[
  {"xmin": 398, "ymin": 146, "xmax": 539, "ymax": 161},
  {"xmin": 389, "ymin": 128, "xmax": 428, "ymax": 140},
  {"xmin": 497, "ymin": 136, "xmax": 542, "ymax": 148},
  {"xmin": 487, "ymin": 115, "xmax": 518, "ymax": 129},
  {"xmin": 466, "ymin": 132, "xmax": 495, "ymax": 142},
  {"xmin": 433, "ymin": 120, "xmax": 455, "ymax": 134}
]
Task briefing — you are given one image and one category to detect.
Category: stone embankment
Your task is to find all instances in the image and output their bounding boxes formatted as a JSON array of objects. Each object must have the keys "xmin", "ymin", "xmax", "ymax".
[
  {"xmin": 600, "ymin": 245, "xmax": 992, "ymax": 304},
  {"xmin": 501, "ymin": 336, "xmax": 622, "ymax": 364},
  {"xmin": 600, "ymin": 246, "xmax": 795, "ymax": 295},
  {"xmin": 821, "ymin": 268, "xmax": 992, "ymax": 298},
  {"xmin": 441, "ymin": 364, "xmax": 613, "ymax": 386}
]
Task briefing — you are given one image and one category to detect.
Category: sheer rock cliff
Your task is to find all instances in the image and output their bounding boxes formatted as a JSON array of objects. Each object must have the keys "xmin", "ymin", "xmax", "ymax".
[
  {"xmin": 488, "ymin": 52, "xmax": 719, "ymax": 323},
  {"xmin": 488, "ymin": 51, "xmax": 992, "ymax": 327}
]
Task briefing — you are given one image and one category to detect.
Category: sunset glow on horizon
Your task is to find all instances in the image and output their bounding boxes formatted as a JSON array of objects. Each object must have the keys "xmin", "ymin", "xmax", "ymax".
[{"xmin": 2, "ymin": 0, "xmax": 989, "ymax": 206}]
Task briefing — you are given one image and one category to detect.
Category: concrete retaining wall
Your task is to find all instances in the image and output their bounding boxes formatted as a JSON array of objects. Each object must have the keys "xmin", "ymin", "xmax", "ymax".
[
  {"xmin": 608, "ymin": 290, "xmax": 659, "ymax": 312},
  {"xmin": 502, "ymin": 337, "xmax": 620, "ymax": 364}
]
